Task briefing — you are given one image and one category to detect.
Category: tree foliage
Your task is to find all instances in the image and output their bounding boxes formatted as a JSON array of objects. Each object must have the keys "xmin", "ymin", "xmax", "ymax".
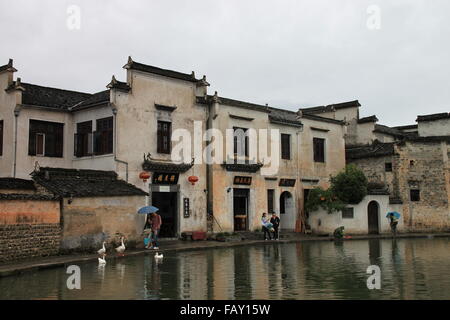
[
  {"xmin": 305, "ymin": 187, "xmax": 345, "ymax": 214},
  {"xmin": 330, "ymin": 164, "xmax": 368, "ymax": 204},
  {"xmin": 305, "ymin": 165, "xmax": 368, "ymax": 214}
]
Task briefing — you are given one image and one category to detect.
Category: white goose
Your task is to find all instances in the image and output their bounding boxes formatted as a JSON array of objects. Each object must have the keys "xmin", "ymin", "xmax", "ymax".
[
  {"xmin": 97, "ymin": 241, "xmax": 106, "ymax": 255},
  {"xmin": 154, "ymin": 252, "xmax": 163, "ymax": 259},
  {"xmin": 98, "ymin": 253, "xmax": 106, "ymax": 265},
  {"xmin": 115, "ymin": 237, "xmax": 126, "ymax": 256}
]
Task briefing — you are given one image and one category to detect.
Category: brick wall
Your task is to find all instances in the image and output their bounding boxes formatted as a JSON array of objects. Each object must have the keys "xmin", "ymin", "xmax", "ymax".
[
  {"xmin": 0, "ymin": 198, "xmax": 61, "ymax": 263},
  {"xmin": 0, "ymin": 224, "xmax": 61, "ymax": 262}
]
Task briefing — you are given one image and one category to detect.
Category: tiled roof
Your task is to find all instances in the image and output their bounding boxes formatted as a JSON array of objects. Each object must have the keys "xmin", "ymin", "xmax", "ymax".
[
  {"xmin": 346, "ymin": 142, "xmax": 395, "ymax": 160},
  {"xmin": 268, "ymin": 108, "xmax": 303, "ymax": 127},
  {"xmin": 19, "ymin": 82, "xmax": 92, "ymax": 111},
  {"xmin": 301, "ymin": 113, "xmax": 345, "ymax": 125},
  {"xmin": 416, "ymin": 112, "xmax": 450, "ymax": 122},
  {"xmin": 32, "ymin": 167, "xmax": 148, "ymax": 198},
  {"xmin": 106, "ymin": 76, "xmax": 131, "ymax": 92},
  {"xmin": 0, "ymin": 194, "xmax": 57, "ymax": 201},
  {"xmin": 358, "ymin": 115, "xmax": 378, "ymax": 124},
  {"xmin": 0, "ymin": 59, "xmax": 17, "ymax": 73},
  {"xmin": 124, "ymin": 57, "xmax": 199, "ymax": 83},
  {"xmin": 392, "ymin": 124, "xmax": 418, "ymax": 130},
  {"xmin": 301, "ymin": 100, "xmax": 361, "ymax": 114},
  {"xmin": 70, "ymin": 90, "xmax": 110, "ymax": 111},
  {"xmin": 0, "ymin": 178, "xmax": 36, "ymax": 190},
  {"xmin": 373, "ymin": 124, "xmax": 404, "ymax": 137}
]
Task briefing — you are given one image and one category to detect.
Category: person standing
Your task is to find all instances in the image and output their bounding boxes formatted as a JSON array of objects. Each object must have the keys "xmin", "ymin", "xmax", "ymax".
[
  {"xmin": 144, "ymin": 215, "xmax": 153, "ymax": 249},
  {"xmin": 270, "ymin": 212, "xmax": 280, "ymax": 240},
  {"xmin": 150, "ymin": 211, "xmax": 162, "ymax": 249},
  {"xmin": 261, "ymin": 212, "xmax": 272, "ymax": 240},
  {"xmin": 388, "ymin": 213, "xmax": 399, "ymax": 236}
]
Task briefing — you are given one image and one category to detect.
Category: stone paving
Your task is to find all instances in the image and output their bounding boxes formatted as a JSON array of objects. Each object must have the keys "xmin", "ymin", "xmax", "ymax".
[{"xmin": 1, "ymin": 232, "xmax": 449, "ymax": 278}]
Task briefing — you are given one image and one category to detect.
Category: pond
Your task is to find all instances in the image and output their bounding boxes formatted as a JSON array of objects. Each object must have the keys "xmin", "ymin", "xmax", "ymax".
[{"xmin": 1, "ymin": 237, "xmax": 449, "ymax": 300}]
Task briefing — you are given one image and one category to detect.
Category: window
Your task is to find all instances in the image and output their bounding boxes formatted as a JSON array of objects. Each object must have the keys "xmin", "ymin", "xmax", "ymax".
[
  {"xmin": 157, "ymin": 121, "xmax": 171, "ymax": 154},
  {"xmin": 28, "ymin": 120, "xmax": 64, "ymax": 157},
  {"xmin": 94, "ymin": 117, "xmax": 113, "ymax": 155},
  {"xmin": 313, "ymin": 137, "xmax": 325, "ymax": 162},
  {"xmin": 281, "ymin": 134, "xmax": 291, "ymax": 160},
  {"xmin": 385, "ymin": 162, "xmax": 392, "ymax": 172},
  {"xmin": 74, "ymin": 121, "xmax": 93, "ymax": 157},
  {"xmin": 410, "ymin": 189, "xmax": 420, "ymax": 202},
  {"xmin": 233, "ymin": 127, "xmax": 249, "ymax": 157},
  {"xmin": 0, "ymin": 120, "xmax": 3, "ymax": 156},
  {"xmin": 267, "ymin": 189, "xmax": 275, "ymax": 214},
  {"xmin": 342, "ymin": 207, "xmax": 354, "ymax": 219}
]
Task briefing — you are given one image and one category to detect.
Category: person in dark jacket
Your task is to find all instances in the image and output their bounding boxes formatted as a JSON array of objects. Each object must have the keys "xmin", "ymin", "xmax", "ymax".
[{"xmin": 270, "ymin": 213, "xmax": 280, "ymax": 240}]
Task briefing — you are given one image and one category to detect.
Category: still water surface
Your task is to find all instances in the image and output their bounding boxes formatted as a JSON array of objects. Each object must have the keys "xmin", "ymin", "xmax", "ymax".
[{"xmin": 1, "ymin": 238, "xmax": 449, "ymax": 300}]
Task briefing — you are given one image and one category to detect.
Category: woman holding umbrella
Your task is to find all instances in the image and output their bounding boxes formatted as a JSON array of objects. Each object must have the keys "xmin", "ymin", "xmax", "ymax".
[
  {"xmin": 386, "ymin": 211, "xmax": 400, "ymax": 236},
  {"xmin": 138, "ymin": 206, "xmax": 161, "ymax": 249}
]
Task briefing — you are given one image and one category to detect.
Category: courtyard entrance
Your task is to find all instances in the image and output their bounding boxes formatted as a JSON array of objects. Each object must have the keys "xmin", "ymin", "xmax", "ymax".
[{"xmin": 233, "ymin": 188, "xmax": 249, "ymax": 231}]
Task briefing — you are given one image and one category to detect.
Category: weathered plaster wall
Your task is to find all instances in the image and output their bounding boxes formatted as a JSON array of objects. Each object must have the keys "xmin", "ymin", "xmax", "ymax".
[
  {"xmin": 418, "ymin": 119, "xmax": 450, "ymax": 137},
  {"xmin": 0, "ymin": 71, "xmax": 19, "ymax": 177},
  {"xmin": 114, "ymin": 70, "xmax": 208, "ymax": 235},
  {"xmin": 60, "ymin": 195, "xmax": 146, "ymax": 252}
]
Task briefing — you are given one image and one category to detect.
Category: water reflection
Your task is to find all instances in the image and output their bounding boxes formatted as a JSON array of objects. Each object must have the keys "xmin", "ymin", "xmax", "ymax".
[{"xmin": 1, "ymin": 238, "xmax": 450, "ymax": 300}]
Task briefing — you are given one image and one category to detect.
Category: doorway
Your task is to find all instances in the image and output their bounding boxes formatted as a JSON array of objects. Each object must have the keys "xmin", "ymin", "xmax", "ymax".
[
  {"xmin": 367, "ymin": 201, "xmax": 379, "ymax": 234},
  {"xmin": 280, "ymin": 191, "xmax": 295, "ymax": 230},
  {"xmin": 233, "ymin": 188, "xmax": 249, "ymax": 231},
  {"xmin": 152, "ymin": 192, "xmax": 178, "ymax": 237}
]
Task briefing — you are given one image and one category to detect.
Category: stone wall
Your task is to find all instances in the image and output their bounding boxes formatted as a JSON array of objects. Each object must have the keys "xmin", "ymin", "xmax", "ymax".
[
  {"xmin": 349, "ymin": 140, "xmax": 450, "ymax": 232},
  {"xmin": 0, "ymin": 198, "xmax": 61, "ymax": 263},
  {"xmin": 396, "ymin": 140, "xmax": 450, "ymax": 231}
]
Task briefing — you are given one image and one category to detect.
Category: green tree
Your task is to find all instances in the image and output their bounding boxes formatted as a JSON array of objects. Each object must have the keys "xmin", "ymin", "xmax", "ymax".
[
  {"xmin": 305, "ymin": 187, "xmax": 345, "ymax": 214},
  {"xmin": 330, "ymin": 164, "xmax": 368, "ymax": 204}
]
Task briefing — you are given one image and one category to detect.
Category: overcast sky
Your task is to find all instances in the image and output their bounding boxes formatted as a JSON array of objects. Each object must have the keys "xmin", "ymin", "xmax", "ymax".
[{"xmin": 1, "ymin": 0, "xmax": 449, "ymax": 126}]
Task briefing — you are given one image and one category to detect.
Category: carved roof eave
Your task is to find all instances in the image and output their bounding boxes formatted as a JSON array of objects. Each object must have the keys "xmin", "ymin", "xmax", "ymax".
[
  {"xmin": 221, "ymin": 162, "xmax": 264, "ymax": 173},
  {"xmin": 142, "ymin": 159, "xmax": 194, "ymax": 173}
]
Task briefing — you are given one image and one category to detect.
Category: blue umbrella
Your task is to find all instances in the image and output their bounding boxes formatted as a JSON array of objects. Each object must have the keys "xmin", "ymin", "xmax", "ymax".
[
  {"xmin": 138, "ymin": 206, "xmax": 159, "ymax": 214},
  {"xmin": 386, "ymin": 211, "xmax": 401, "ymax": 219}
]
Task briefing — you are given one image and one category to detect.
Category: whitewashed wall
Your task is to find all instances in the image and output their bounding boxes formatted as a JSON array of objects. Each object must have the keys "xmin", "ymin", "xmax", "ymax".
[{"xmin": 308, "ymin": 195, "xmax": 404, "ymax": 235}]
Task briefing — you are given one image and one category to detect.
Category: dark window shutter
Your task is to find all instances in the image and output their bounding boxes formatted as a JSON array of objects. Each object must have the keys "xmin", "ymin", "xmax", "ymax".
[
  {"xmin": 107, "ymin": 130, "xmax": 113, "ymax": 154},
  {"xmin": 0, "ymin": 120, "xmax": 3, "ymax": 156},
  {"xmin": 54, "ymin": 124, "xmax": 63, "ymax": 157},
  {"xmin": 267, "ymin": 189, "xmax": 274, "ymax": 214},
  {"xmin": 28, "ymin": 130, "xmax": 36, "ymax": 156},
  {"xmin": 93, "ymin": 131, "xmax": 101, "ymax": 155},
  {"xmin": 281, "ymin": 134, "xmax": 290, "ymax": 160}
]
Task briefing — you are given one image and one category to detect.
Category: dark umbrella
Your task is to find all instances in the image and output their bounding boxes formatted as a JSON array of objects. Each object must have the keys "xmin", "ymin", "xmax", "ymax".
[{"xmin": 138, "ymin": 206, "xmax": 159, "ymax": 214}]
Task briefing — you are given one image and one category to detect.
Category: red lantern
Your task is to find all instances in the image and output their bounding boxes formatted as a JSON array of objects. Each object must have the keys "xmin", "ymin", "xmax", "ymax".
[
  {"xmin": 188, "ymin": 176, "xmax": 199, "ymax": 185},
  {"xmin": 139, "ymin": 171, "xmax": 151, "ymax": 182}
]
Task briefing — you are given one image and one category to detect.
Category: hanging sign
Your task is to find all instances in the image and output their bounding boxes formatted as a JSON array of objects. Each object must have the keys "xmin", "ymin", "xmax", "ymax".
[
  {"xmin": 233, "ymin": 176, "xmax": 252, "ymax": 185},
  {"xmin": 183, "ymin": 198, "xmax": 190, "ymax": 218},
  {"xmin": 152, "ymin": 172, "xmax": 179, "ymax": 185}
]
